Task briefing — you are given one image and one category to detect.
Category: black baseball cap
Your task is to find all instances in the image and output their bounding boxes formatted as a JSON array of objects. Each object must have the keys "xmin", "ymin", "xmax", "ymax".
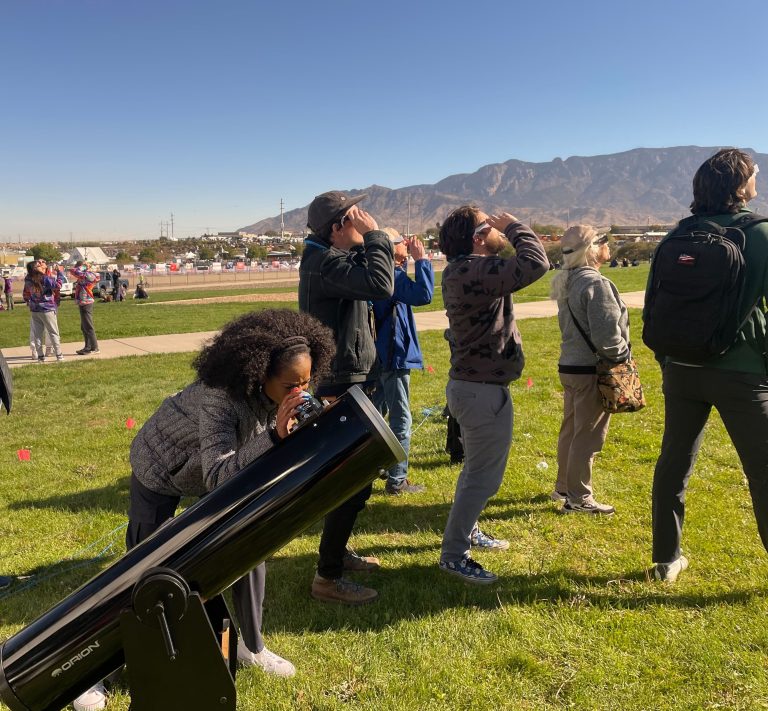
[{"xmin": 307, "ymin": 191, "xmax": 367, "ymax": 234}]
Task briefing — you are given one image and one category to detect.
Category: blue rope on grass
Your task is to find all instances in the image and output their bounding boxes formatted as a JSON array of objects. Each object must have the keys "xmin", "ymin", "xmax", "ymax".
[
  {"xmin": 0, "ymin": 522, "xmax": 128, "ymax": 602},
  {"xmin": 411, "ymin": 403, "xmax": 444, "ymax": 435}
]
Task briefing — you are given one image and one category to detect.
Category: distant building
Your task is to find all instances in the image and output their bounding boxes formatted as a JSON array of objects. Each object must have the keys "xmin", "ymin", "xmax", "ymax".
[
  {"xmin": 611, "ymin": 225, "xmax": 674, "ymax": 236},
  {"xmin": 68, "ymin": 247, "xmax": 110, "ymax": 265}
]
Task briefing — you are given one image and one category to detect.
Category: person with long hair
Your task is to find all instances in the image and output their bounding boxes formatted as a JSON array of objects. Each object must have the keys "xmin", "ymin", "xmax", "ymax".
[
  {"xmin": 129, "ymin": 307, "xmax": 335, "ymax": 663},
  {"xmin": 646, "ymin": 148, "xmax": 768, "ymax": 583},
  {"xmin": 550, "ymin": 225, "xmax": 629, "ymax": 516},
  {"xmin": 73, "ymin": 309, "xmax": 336, "ymax": 711},
  {"xmin": 22, "ymin": 259, "xmax": 64, "ymax": 362}
]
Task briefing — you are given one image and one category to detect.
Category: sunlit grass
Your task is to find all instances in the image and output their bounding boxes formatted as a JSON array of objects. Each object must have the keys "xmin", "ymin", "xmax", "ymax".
[{"xmin": 2, "ymin": 311, "xmax": 767, "ymax": 710}]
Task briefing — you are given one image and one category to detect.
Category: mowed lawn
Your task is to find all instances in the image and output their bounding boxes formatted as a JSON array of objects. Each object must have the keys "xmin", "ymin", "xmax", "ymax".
[
  {"xmin": 2, "ymin": 310, "xmax": 768, "ymax": 711},
  {"xmin": 0, "ymin": 264, "xmax": 651, "ymax": 349}
]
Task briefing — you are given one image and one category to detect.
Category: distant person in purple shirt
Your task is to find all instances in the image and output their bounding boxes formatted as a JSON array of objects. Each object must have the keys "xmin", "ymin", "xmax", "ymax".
[
  {"xmin": 3, "ymin": 273, "xmax": 13, "ymax": 311},
  {"xmin": 22, "ymin": 260, "xmax": 64, "ymax": 362},
  {"xmin": 70, "ymin": 260, "xmax": 100, "ymax": 355}
]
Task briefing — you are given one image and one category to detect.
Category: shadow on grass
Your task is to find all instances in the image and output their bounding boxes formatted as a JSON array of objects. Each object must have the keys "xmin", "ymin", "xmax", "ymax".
[
  {"xmin": 3, "ymin": 547, "xmax": 766, "ymax": 632},
  {"xmin": 353, "ymin": 492, "xmax": 554, "ymax": 534},
  {"xmin": 0, "ymin": 555, "xmax": 122, "ymax": 625},
  {"xmin": 7, "ymin": 482, "xmax": 548, "ymax": 536},
  {"xmin": 261, "ymin": 553, "xmax": 768, "ymax": 635},
  {"xmin": 7, "ymin": 477, "xmax": 132, "ymax": 514}
]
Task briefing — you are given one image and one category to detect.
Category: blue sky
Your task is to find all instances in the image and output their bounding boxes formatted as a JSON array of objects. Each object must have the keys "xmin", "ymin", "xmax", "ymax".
[{"xmin": 2, "ymin": 0, "xmax": 767, "ymax": 241}]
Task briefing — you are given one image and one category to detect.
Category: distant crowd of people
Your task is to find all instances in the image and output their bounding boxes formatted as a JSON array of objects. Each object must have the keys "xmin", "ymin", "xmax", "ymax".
[
  {"xmin": 5, "ymin": 148, "xmax": 768, "ymax": 711},
  {"xmin": 2, "ymin": 262, "xmax": 149, "ymax": 366}
]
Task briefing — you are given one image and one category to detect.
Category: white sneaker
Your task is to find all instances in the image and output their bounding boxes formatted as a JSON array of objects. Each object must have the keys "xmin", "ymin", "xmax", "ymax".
[
  {"xmin": 654, "ymin": 555, "xmax": 689, "ymax": 583},
  {"xmin": 73, "ymin": 682, "xmax": 107, "ymax": 711},
  {"xmin": 562, "ymin": 498, "xmax": 615, "ymax": 515},
  {"xmin": 237, "ymin": 639, "xmax": 296, "ymax": 677}
]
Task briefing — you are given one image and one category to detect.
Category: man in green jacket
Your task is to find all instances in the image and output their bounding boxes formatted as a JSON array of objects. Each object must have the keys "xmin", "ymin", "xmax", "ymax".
[{"xmin": 646, "ymin": 148, "xmax": 768, "ymax": 583}]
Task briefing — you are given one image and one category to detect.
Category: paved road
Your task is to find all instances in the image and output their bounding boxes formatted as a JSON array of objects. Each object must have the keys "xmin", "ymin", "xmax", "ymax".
[{"xmin": 2, "ymin": 291, "xmax": 645, "ymax": 368}]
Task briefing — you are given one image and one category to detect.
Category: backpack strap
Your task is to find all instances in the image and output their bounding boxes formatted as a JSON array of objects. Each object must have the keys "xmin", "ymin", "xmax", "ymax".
[
  {"xmin": 728, "ymin": 214, "xmax": 768, "ymax": 333},
  {"xmin": 730, "ymin": 213, "xmax": 768, "ymax": 230}
]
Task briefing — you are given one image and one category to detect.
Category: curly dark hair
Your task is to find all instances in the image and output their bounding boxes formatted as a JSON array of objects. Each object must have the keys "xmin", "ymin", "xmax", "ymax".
[
  {"xmin": 691, "ymin": 148, "xmax": 756, "ymax": 215},
  {"xmin": 193, "ymin": 309, "xmax": 335, "ymax": 399},
  {"xmin": 439, "ymin": 205, "xmax": 481, "ymax": 258}
]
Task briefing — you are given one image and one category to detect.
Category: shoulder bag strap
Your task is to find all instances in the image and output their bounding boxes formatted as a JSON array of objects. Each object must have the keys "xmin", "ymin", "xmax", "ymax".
[{"xmin": 566, "ymin": 301, "xmax": 598, "ymax": 355}]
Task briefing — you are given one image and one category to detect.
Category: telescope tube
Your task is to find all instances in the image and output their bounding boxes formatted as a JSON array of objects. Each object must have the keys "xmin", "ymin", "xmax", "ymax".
[{"xmin": 0, "ymin": 386, "xmax": 404, "ymax": 711}]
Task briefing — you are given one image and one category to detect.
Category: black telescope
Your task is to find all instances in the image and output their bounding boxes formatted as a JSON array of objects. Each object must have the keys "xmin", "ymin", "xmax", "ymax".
[{"xmin": 0, "ymin": 386, "xmax": 404, "ymax": 711}]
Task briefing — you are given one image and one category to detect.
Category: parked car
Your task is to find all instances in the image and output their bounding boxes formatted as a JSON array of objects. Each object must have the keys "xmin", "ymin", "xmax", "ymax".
[
  {"xmin": 95, "ymin": 271, "xmax": 129, "ymax": 297},
  {"xmin": 58, "ymin": 273, "xmax": 74, "ymax": 299}
]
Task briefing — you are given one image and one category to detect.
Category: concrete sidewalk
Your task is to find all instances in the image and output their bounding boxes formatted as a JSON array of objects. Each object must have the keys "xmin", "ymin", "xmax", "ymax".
[{"xmin": 2, "ymin": 291, "xmax": 645, "ymax": 368}]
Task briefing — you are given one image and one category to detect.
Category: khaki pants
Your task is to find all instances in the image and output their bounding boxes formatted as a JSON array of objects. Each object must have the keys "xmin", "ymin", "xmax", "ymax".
[{"xmin": 555, "ymin": 372, "xmax": 611, "ymax": 503}]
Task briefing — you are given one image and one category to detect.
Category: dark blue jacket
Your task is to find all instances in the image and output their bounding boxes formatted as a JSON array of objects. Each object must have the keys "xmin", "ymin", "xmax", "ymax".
[{"xmin": 373, "ymin": 259, "xmax": 434, "ymax": 371}]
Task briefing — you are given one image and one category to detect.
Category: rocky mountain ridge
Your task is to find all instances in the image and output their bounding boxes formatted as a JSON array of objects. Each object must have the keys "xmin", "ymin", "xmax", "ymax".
[{"xmin": 240, "ymin": 146, "xmax": 768, "ymax": 234}]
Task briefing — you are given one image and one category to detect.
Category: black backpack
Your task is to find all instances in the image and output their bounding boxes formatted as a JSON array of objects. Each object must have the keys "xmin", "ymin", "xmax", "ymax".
[{"xmin": 642, "ymin": 213, "xmax": 768, "ymax": 362}]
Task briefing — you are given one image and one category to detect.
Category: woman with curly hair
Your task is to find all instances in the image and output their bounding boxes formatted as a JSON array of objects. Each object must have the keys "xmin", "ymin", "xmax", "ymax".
[{"xmin": 73, "ymin": 310, "xmax": 335, "ymax": 711}]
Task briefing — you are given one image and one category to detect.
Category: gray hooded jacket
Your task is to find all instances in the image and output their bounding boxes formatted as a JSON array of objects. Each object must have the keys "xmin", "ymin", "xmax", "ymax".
[{"xmin": 557, "ymin": 266, "xmax": 630, "ymax": 368}]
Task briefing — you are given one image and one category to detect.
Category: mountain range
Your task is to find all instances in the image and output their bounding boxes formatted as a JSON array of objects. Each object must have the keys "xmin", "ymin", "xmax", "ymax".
[{"xmin": 239, "ymin": 146, "xmax": 768, "ymax": 234}]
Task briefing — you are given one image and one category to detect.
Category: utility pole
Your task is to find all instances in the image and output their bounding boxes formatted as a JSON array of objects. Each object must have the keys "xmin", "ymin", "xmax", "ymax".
[
  {"xmin": 406, "ymin": 195, "xmax": 411, "ymax": 237},
  {"xmin": 170, "ymin": 213, "xmax": 175, "ymax": 240},
  {"xmin": 280, "ymin": 199, "xmax": 285, "ymax": 240}
]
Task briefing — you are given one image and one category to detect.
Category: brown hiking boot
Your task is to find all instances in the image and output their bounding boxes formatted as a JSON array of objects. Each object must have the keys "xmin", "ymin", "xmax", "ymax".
[
  {"xmin": 310, "ymin": 574, "xmax": 378, "ymax": 605},
  {"xmin": 342, "ymin": 549, "xmax": 381, "ymax": 572}
]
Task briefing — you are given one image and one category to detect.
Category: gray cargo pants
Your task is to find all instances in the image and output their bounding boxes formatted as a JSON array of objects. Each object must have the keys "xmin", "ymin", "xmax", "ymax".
[{"xmin": 441, "ymin": 380, "xmax": 513, "ymax": 563}]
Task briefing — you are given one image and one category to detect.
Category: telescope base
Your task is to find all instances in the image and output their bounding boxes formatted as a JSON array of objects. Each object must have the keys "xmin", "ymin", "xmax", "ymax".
[{"xmin": 121, "ymin": 591, "xmax": 237, "ymax": 711}]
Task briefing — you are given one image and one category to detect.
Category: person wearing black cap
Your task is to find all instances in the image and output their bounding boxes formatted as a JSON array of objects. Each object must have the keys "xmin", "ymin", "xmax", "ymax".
[{"xmin": 299, "ymin": 190, "xmax": 395, "ymax": 605}]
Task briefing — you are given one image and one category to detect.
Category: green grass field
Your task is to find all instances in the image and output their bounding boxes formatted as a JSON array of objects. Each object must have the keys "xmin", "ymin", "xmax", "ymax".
[
  {"xmin": 0, "ymin": 298, "xmax": 294, "ymax": 349},
  {"xmin": 0, "ymin": 265, "xmax": 651, "ymax": 349},
  {"xmin": 2, "ymin": 308, "xmax": 767, "ymax": 710},
  {"xmin": 415, "ymin": 263, "xmax": 650, "ymax": 313}
]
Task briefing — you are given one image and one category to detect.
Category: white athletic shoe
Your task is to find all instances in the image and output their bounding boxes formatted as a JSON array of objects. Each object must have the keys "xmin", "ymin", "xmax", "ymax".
[
  {"xmin": 73, "ymin": 682, "xmax": 107, "ymax": 711},
  {"xmin": 237, "ymin": 639, "xmax": 296, "ymax": 677},
  {"xmin": 654, "ymin": 555, "xmax": 689, "ymax": 583}
]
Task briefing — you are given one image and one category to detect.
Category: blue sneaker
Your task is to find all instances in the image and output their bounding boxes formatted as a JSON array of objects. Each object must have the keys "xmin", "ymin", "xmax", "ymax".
[
  {"xmin": 470, "ymin": 524, "xmax": 510, "ymax": 551},
  {"xmin": 439, "ymin": 557, "xmax": 497, "ymax": 584}
]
